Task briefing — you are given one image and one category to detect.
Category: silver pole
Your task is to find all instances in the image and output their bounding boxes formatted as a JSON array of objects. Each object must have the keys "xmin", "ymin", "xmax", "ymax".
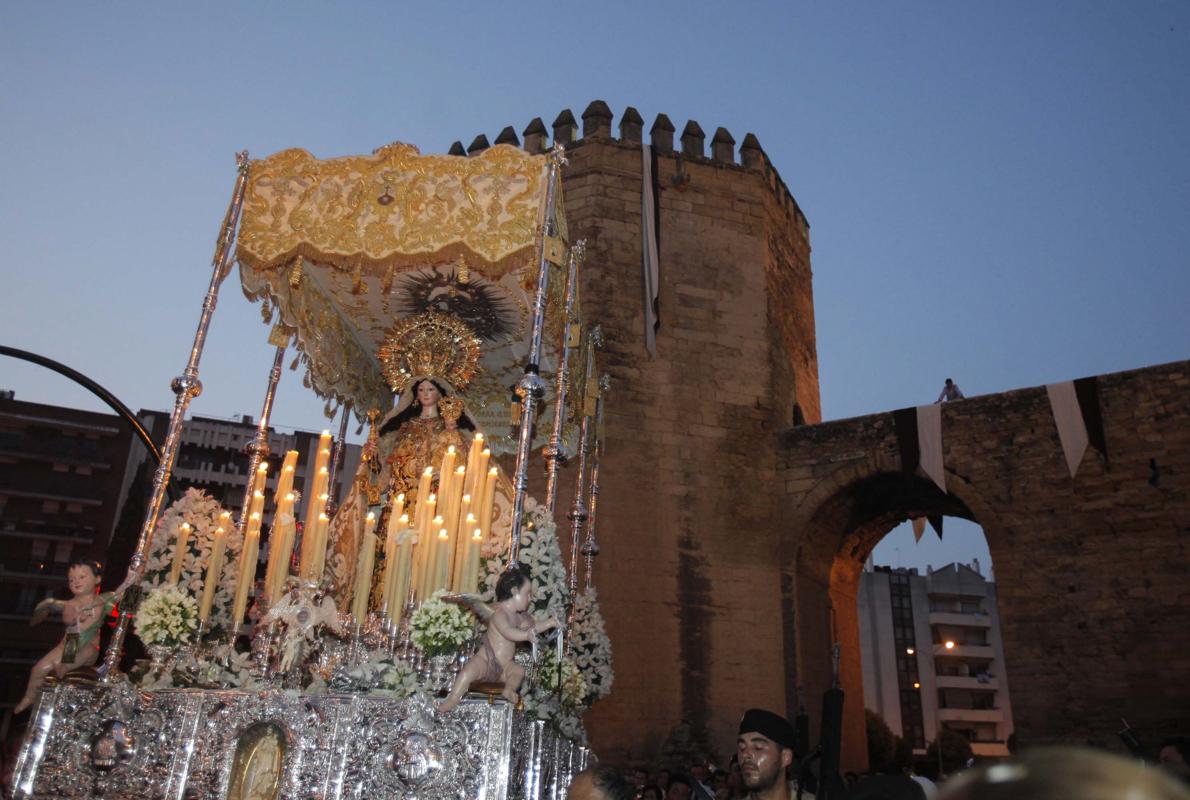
[
  {"xmin": 237, "ymin": 344, "xmax": 287, "ymax": 531},
  {"xmin": 325, "ymin": 402, "xmax": 353, "ymax": 517},
  {"xmin": 543, "ymin": 240, "xmax": 585, "ymax": 513},
  {"xmin": 582, "ymin": 376, "xmax": 608, "ymax": 591},
  {"xmin": 508, "ymin": 144, "xmax": 566, "ymax": 566},
  {"xmin": 227, "ymin": 343, "xmax": 286, "ymax": 641},
  {"xmin": 567, "ymin": 413, "xmax": 592, "ymax": 595},
  {"xmin": 100, "ymin": 151, "xmax": 250, "ymax": 681}
]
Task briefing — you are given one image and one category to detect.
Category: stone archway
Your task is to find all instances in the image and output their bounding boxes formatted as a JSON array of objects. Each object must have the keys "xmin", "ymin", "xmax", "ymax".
[
  {"xmin": 776, "ymin": 362, "xmax": 1190, "ymax": 772},
  {"xmin": 781, "ymin": 466, "xmax": 998, "ymax": 771}
]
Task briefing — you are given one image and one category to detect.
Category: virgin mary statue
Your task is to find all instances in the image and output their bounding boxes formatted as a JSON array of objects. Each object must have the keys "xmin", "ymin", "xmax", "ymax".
[{"xmin": 325, "ymin": 312, "xmax": 483, "ymax": 606}]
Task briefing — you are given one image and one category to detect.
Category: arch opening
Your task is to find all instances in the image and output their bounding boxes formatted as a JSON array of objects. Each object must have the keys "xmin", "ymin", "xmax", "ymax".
[{"xmin": 786, "ymin": 471, "xmax": 1013, "ymax": 775}]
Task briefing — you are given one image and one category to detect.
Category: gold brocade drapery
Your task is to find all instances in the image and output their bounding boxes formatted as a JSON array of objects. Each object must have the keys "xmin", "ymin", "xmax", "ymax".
[
  {"xmin": 234, "ymin": 140, "xmax": 590, "ymax": 451},
  {"xmin": 237, "ymin": 143, "xmax": 546, "ymax": 275}
]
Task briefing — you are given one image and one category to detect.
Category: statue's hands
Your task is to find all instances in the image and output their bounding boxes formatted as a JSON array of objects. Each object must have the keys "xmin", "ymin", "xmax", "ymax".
[
  {"xmin": 544, "ymin": 616, "xmax": 561, "ymax": 631},
  {"xmin": 362, "ymin": 439, "xmax": 379, "ymax": 460},
  {"xmin": 114, "ymin": 573, "xmax": 137, "ymax": 598}
]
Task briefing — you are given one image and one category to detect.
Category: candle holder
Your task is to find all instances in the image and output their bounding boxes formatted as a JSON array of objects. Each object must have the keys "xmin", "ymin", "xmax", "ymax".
[
  {"xmin": 221, "ymin": 624, "xmax": 243, "ymax": 668},
  {"xmin": 348, "ymin": 623, "xmax": 365, "ymax": 666},
  {"xmin": 251, "ymin": 621, "xmax": 276, "ymax": 678}
]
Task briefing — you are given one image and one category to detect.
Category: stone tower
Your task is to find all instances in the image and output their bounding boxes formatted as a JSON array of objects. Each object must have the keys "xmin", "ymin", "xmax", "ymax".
[{"xmin": 461, "ymin": 100, "xmax": 821, "ymax": 763}]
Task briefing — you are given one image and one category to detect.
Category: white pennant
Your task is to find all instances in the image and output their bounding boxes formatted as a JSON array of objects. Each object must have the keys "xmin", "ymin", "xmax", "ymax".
[
  {"xmin": 641, "ymin": 144, "xmax": 660, "ymax": 358},
  {"xmin": 916, "ymin": 404, "xmax": 946, "ymax": 493},
  {"xmin": 1047, "ymin": 381, "xmax": 1089, "ymax": 478}
]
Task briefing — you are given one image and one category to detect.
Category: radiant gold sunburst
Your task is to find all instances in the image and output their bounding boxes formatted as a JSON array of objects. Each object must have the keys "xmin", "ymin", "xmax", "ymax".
[{"xmin": 377, "ymin": 312, "xmax": 482, "ymax": 394}]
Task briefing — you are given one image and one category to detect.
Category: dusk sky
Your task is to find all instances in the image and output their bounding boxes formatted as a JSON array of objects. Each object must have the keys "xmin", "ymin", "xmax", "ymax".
[{"xmin": 2, "ymin": 2, "xmax": 1188, "ymax": 574}]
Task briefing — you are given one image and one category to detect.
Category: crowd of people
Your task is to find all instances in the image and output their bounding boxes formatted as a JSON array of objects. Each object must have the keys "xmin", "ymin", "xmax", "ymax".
[{"xmin": 566, "ymin": 708, "xmax": 1190, "ymax": 800}]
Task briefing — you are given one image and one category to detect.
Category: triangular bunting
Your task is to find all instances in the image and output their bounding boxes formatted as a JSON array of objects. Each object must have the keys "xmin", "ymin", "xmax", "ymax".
[
  {"xmin": 916, "ymin": 404, "xmax": 946, "ymax": 493},
  {"xmin": 1047, "ymin": 381, "xmax": 1089, "ymax": 478},
  {"xmin": 928, "ymin": 515, "xmax": 944, "ymax": 540},
  {"xmin": 911, "ymin": 516, "xmax": 926, "ymax": 543},
  {"xmin": 641, "ymin": 144, "xmax": 661, "ymax": 358}
]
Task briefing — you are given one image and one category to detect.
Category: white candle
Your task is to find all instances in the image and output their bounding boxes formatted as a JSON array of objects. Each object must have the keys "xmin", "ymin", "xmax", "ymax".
[
  {"xmin": 198, "ymin": 526, "xmax": 227, "ymax": 624},
  {"xmin": 231, "ymin": 520, "xmax": 260, "ymax": 627},
  {"xmin": 389, "ymin": 516, "xmax": 415, "ymax": 623},
  {"xmin": 351, "ymin": 513, "xmax": 377, "ymax": 624},
  {"xmin": 433, "ymin": 526, "xmax": 451, "ymax": 594},
  {"xmin": 450, "ymin": 495, "xmax": 472, "ymax": 587},
  {"xmin": 274, "ymin": 451, "xmax": 298, "ymax": 504},
  {"xmin": 463, "ymin": 433, "xmax": 484, "ymax": 499},
  {"xmin": 264, "ymin": 493, "xmax": 294, "ymax": 603},
  {"xmin": 461, "ymin": 525, "xmax": 484, "ymax": 593},
  {"xmin": 268, "ymin": 508, "xmax": 296, "ymax": 603},
  {"xmin": 169, "ymin": 522, "xmax": 191, "ymax": 586},
  {"xmin": 478, "ymin": 467, "xmax": 498, "ymax": 541}
]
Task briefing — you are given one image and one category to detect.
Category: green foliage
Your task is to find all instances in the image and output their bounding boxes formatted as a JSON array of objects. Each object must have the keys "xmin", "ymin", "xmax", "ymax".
[
  {"xmin": 865, "ymin": 709, "xmax": 899, "ymax": 771},
  {"xmin": 926, "ymin": 727, "xmax": 974, "ymax": 774}
]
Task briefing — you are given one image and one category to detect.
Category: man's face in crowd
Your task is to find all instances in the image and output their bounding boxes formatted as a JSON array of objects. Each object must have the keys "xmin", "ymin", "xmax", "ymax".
[
  {"xmin": 666, "ymin": 782, "xmax": 691, "ymax": 800},
  {"xmin": 737, "ymin": 732, "xmax": 792, "ymax": 792}
]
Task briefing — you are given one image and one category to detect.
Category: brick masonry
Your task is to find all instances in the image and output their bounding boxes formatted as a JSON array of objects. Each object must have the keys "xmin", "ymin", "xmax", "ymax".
[{"xmin": 475, "ymin": 103, "xmax": 1188, "ymax": 769}]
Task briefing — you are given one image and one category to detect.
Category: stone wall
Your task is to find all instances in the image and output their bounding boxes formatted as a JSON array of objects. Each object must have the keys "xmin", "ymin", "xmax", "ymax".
[
  {"xmin": 463, "ymin": 102, "xmax": 1188, "ymax": 770},
  {"xmin": 779, "ymin": 359, "xmax": 1190, "ymax": 768},
  {"xmin": 469, "ymin": 101, "xmax": 821, "ymax": 764}
]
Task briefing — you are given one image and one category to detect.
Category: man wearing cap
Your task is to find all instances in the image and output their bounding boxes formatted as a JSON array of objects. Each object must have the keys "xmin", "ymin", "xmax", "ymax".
[{"xmin": 737, "ymin": 708, "xmax": 813, "ymax": 800}]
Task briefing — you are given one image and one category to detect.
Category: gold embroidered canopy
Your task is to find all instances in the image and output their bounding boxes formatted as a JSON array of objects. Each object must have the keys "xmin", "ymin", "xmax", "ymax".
[{"xmin": 236, "ymin": 142, "xmax": 587, "ymax": 450}]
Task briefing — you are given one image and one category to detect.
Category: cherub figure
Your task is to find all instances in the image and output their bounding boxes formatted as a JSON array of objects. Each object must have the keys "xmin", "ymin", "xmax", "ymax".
[
  {"xmin": 438, "ymin": 566, "xmax": 559, "ymax": 712},
  {"xmin": 15, "ymin": 560, "xmax": 117, "ymax": 713}
]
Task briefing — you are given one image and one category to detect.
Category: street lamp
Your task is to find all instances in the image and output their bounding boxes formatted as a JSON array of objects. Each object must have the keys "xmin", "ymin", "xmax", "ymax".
[
  {"xmin": 906, "ymin": 647, "xmax": 915, "ymax": 655},
  {"xmin": 944, "ymin": 640, "xmax": 955, "ymax": 650}
]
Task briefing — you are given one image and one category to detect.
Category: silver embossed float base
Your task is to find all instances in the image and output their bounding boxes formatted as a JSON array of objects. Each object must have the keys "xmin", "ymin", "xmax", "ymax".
[{"xmin": 12, "ymin": 683, "xmax": 590, "ymax": 800}]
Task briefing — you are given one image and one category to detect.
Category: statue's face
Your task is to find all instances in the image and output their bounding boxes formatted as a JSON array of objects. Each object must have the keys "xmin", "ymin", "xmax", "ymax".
[
  {"xmin": 512, "ymin": 580, "xmax": 532, "ymax": 612},
  {"xmin": 736, "ymin": 733, "xmax": 790, "ymax": 793},
  {"xmin": 68, "ymin": 565, "xmax": 99, "ymax": 596},
  {"xmin": 416, "ymin": 381, "xmax": 441, "ymax": 409}
]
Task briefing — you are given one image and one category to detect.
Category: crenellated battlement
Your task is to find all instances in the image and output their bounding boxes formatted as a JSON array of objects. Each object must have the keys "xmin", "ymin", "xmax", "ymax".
[{"xmin": 447, "ymin": 100, "xmax": 810, "ymax": 241}]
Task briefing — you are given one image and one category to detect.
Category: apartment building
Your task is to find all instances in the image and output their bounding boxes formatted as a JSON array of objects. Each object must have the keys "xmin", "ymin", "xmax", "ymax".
[
  {"xmin": 136, "ymin": 410, "xmax": 361, "ymax": 528},
  {"xmin": 859, "ymin": 561, "xmax": 1014, "ymax": 758}
]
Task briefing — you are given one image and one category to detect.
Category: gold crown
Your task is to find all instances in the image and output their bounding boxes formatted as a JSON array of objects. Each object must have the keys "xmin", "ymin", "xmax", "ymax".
[{"xmin": 377, "ymin": 312, "xmax": 482, "ymax": 394}]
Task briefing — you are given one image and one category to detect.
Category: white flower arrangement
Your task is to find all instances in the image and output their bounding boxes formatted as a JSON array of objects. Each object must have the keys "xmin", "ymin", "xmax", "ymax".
[
  {"xmin": 569, "ymin": 587, "xmax": 614, "ymax": 706},
  {"xmin": 140, "ymin": 488, "xmax": 242, "ymax": 631},
  {"xmin": 134, "ymin": 584, "xmax": 198, "ymax": 649},
  {"xmin": 409, "ymin": 590, "xmax": 475, "ymax": 658},
  {"xmin": 480, "ymin": 496, "xmax": 570, "ymax": 623}
]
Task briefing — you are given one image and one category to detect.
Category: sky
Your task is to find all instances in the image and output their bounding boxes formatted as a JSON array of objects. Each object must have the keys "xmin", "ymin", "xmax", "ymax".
[{"xmin": 2, "ymin": 2, "xmax": 1188, "ymax": 574}]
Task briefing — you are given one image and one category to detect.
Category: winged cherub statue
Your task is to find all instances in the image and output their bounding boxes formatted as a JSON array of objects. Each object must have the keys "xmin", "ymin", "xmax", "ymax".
[
  {"xmin": 15, "ymin": 560, "xmax": 117, "ymax": 713},
  {"xmin": 437, "ymin": 565, "xmax": 559, "ymax": 712}
]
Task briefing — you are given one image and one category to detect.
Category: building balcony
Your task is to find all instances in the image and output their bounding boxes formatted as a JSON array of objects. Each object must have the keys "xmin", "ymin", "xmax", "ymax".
[
  {"xmin": 970, "ymin": 741, "xmax": 1011, "ymax": 758},
  {"xmin": 935, "ymin": 674, "xmax": 1000, "ymax": 691},
  {"xmin": 938, "ymin": 708, "xmax": 1005, "ymax": 723},
  {"xmin": 929, "ymin": 611, "xmax": 991, "ymax": 628},
  {"xmin": 934, "ymin": 643, "xmax": 995, "ymax": 659}
]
